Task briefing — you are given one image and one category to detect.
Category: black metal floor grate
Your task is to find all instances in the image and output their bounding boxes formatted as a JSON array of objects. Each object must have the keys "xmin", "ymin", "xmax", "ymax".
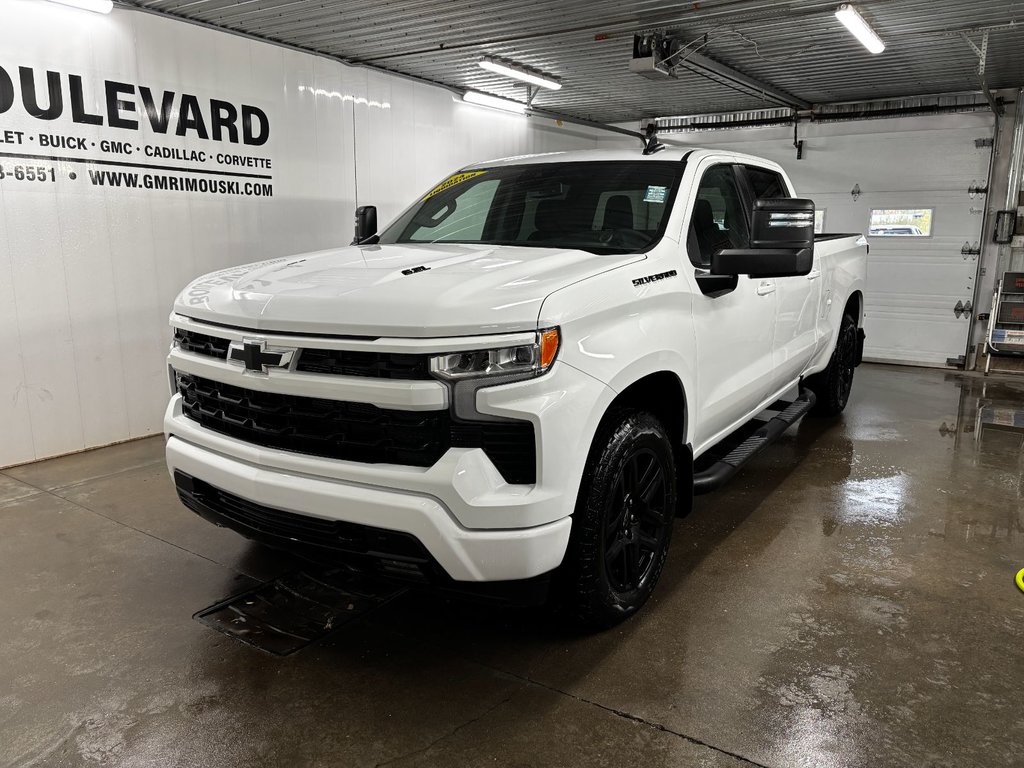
[{"xmin": 194, "ymin": 569, "xmax": 407, "ymax": 656}]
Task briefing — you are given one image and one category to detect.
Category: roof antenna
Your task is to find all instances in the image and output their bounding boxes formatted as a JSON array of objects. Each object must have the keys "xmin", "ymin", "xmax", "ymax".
[{"xmin": 642, "ymin": 123, "xmax": 665, "ymax": 155}]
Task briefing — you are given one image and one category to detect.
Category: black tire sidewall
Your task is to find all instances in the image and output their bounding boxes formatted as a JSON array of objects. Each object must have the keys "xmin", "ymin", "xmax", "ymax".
[
  {"xmin": 563, "ymin": 410, "xmax": 677, "ymax": 627},
  {"xmin": 808, "ymin": 314, "xmax": 858, "ymax": 416},
  {"xmin": 829, "ymin": 316, "xmax": 858, "ymax": 411}
]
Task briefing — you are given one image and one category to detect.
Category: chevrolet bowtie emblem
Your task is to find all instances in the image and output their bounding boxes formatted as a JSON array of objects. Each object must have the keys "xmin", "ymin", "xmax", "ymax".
[{"xmin": 228, "ymin": 339, "xmax": 295, "ymax": 374}]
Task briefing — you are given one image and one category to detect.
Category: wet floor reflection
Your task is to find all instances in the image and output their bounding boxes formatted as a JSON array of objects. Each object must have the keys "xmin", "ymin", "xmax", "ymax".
[
  {"xmin": 938, "ymin": 373, "xmax": 1024, "ymax": 543},
  {"xmin": 748, "ymin": 367, "xmax": 1024, "ymax": 768}
]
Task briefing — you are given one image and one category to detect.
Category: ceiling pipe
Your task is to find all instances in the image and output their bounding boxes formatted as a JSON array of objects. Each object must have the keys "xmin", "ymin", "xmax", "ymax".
[
  {"xmin": 675, "ymin": 50, "xmax": 811, "ymax": 111},
  {"xmin": 527, "ymin": 105, "xmax": 645, "ymax": 142}
]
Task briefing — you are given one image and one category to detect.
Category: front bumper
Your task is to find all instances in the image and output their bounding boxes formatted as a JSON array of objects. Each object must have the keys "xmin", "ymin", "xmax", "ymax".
[{"xmin": 166, "ymin": 434, "xmax": 571, "ymax": 583}]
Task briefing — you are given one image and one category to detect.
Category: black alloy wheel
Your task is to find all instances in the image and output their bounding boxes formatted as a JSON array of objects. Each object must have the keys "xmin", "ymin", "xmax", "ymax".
[
  {"xmin": 807, "ymin": 313, "xmax": 859, "ymax": 417},
  {"xmin": 604, "ymin": 447, "xmax": 670, "ymax": 595},
  {"xmin": 835, "ymin": 320, "xmax": 857, "ymax": 409}
]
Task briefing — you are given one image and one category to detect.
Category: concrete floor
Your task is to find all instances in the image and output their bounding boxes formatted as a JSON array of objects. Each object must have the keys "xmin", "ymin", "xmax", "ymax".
[{"xmin": 2, "ymin": 363, "xmax": 1024, "ymax": 768}]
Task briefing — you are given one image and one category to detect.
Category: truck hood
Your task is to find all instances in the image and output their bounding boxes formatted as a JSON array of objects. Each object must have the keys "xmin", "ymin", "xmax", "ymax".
[{"xmin": 175, "ymin": 242, "xmax": 643, "ymax": 337}]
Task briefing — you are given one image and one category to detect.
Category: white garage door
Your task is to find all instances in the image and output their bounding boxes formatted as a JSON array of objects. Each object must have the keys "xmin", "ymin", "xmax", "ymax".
[{"xmin": 684, "ymin": 112, "xmax": 995, "ymax": 366}]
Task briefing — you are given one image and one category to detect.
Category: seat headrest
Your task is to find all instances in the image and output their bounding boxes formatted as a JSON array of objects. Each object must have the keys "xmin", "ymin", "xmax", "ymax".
[
  {"xmin": 694, "ymin": 199, "xmax": 716, "ymax": 228},
  {"xmin": 534, "ymin": 199, "xmax": 563, "ymax": 232},
  {"xmin": 603, "ymin": 194, "xmax": 634, "ymax": 230}
]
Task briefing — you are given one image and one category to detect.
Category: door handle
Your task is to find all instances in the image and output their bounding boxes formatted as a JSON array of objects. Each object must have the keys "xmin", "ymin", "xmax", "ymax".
[
  {"xmin": 807, "ymin": 270, "xmax": 821, "ymax": 280},
  {"xmin": 756, "ymin": 280, "xmax": 776, "ymax": 296}
]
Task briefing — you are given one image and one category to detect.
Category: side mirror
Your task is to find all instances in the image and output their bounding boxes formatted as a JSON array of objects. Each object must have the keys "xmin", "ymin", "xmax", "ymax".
[
  {"xmin": 751, "ymin": 198, "xmax": 815, "ymax": 249},
  {"xmin": 353, "ymin": 205, "xmax": 379, "ymax": 245},
  {"xmin": 711, "ymin": 198, "xmax": 815, "ymax": 278}
]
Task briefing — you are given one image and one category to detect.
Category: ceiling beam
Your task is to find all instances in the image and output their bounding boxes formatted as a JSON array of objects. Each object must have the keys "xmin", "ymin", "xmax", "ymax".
[{"xmin": 676, "ymin": 50, "xmax": 812, "ymax": 111}]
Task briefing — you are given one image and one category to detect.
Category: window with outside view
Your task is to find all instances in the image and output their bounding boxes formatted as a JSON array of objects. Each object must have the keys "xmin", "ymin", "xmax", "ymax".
[{"xmin": 868, "ymin": 208, "xmax": 933, "ymax": 237}]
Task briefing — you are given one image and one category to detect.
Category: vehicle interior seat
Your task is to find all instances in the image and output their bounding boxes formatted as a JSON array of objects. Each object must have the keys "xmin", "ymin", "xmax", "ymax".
[
  {"xmin": 691, "ymin": 198, "xmax": 732, "ymax": 263},
  {"xmin": 602, "ymin": 194, "xmax": 635, "ymax": 230},
  {"xmin": 529, "ymin": 200, "xmax": 565, "ymax": 241}
]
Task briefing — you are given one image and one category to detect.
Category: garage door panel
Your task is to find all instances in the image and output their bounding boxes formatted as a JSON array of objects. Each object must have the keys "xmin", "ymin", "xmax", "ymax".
[
  {"xmin": 869, "ymin": 267, "xmax": 971, "ymax": 301},
  {"xmin": 864, "ymin": 314, "xmax": 971, "ymax": 365},
  {"xmin": 797, "ymin": 116, "xmax": 994, "ymax": 193},
  {"xmin": 806, "ymin": 121, "xmax": 990, "ymax": 365}
]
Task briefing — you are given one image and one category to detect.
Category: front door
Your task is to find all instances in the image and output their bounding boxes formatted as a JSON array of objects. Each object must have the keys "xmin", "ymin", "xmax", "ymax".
[{"xmin": 685, "ymin": 162, "xmax": 779, "ymax": 454}]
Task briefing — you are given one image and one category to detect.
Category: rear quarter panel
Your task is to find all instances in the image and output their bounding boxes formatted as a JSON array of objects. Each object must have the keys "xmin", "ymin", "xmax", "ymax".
[{"xmin": 807, "ymin": 235, "xmax": 868, "ymax": 375}]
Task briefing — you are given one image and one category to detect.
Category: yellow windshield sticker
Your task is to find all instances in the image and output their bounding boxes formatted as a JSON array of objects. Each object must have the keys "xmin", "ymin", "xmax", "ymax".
[{"xmin": 423, "ymin": 171, "xmax": 486, "ymax": 200}]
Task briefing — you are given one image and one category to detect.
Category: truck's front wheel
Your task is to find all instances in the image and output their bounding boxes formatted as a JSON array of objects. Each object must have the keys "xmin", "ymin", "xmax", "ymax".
[{"xmin": 560, "ymin": 410, "xmax": 676, "ymax": 629}]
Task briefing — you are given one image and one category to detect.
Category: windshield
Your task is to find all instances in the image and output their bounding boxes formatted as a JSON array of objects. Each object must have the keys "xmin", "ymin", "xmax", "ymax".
[{"xmin": 378, "ymin": 161, "xmax": 684, "ymax": 255}]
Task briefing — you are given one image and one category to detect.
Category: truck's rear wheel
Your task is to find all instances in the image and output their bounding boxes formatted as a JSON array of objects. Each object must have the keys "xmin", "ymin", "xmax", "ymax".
[
  {"xmin": 560, "ymin": 410, "xmax": 676, "ymax": 628},
  {"xmin": 805, "ymin": 313, "xmax": 858, "ymax": 416}
]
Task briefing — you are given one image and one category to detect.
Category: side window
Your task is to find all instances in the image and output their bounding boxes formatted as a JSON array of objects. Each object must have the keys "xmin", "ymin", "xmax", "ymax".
[
  {"xmin": 405, "ymin": 179, "xmax": 500, "ymax": 242},
  {"xmin": 687, "ymin": 165, "xmax": 749, "ymax": 267},
  {"xmin": 745, "ymin": 166, "xmax": 791, "ymax": 200}
]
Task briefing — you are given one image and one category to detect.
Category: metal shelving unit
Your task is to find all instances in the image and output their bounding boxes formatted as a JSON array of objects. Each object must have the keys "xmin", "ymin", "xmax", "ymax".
[{"xmin": 984, "ymin": 271, "xmax": 1024, "ymax": 373}]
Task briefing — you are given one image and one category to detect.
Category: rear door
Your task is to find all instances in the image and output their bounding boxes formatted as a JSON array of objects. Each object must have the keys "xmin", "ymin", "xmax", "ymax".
[{"xmin": 738, "ymin": 164, "xmax": 821, "ymax": 393}]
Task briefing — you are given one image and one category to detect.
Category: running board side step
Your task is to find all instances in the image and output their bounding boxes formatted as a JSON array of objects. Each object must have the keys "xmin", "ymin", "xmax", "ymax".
[{"xmin": 693, "ymin": 389, "xmax": 816, "ymax": 495}]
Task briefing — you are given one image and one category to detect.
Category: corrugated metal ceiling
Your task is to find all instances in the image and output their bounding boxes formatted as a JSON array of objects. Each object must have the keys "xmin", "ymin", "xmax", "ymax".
[{"xmin": 125, "ymin": 0, "xmax": 1024, "ymax": 123}]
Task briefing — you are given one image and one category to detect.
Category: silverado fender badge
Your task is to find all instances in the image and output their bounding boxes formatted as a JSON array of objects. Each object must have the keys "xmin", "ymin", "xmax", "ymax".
[
  {"xmin": 633, "ymin": 270, "xmax": 677, "ymax": 287},
  {"xmin": 228, "ymin": 339, "xmax": 296, "ymax": 374}
]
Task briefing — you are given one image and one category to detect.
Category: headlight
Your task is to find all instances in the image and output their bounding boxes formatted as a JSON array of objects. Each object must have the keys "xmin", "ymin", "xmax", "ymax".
[{"xmin": 430, "ymin": 328, "xmax": 560, "ymax": 381}]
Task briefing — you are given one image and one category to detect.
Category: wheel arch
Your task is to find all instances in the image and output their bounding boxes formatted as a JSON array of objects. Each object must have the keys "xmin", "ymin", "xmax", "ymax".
[
  {"xmin": 605, "ymin": 371, "xmax": 686, "ymax": 449},
  {"xmin": 845, "ymin": 290, "xmax": 864, "ymax": 326},
  {"xmin": 589, "ymin": 370, "xmax": 693, "ymax": 516}
]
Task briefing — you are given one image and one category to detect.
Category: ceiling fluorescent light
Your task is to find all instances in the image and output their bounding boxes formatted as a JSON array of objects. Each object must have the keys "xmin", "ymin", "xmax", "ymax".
[
  {"xmin": 478, "ymin": 58, "xmax": 562, "ymax": 90},
  {"xmin": 462, "ymin": 90, "xmax": 529, "ymax": 114},
  {"xmin": 835, "ymin": 4, "xmax": 885, "ymax": 54},
  {"xmin": 45, "ymin": 0, "xmax": 114, "ymax": 12}
]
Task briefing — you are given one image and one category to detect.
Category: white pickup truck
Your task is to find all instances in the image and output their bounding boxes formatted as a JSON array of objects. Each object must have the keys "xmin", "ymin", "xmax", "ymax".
[{"xmin": 165, "ymin": 148, "xmax": 867, "ymax": 626}]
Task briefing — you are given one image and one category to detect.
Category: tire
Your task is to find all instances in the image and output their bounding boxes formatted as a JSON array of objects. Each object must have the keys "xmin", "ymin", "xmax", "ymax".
[
  {"xmin": 559, "ymin": 410, "xmax": 677, "ymax": 629},
  {"xmin": 805, "ymin": 313, "xmax": 858, "ymax": 417}
]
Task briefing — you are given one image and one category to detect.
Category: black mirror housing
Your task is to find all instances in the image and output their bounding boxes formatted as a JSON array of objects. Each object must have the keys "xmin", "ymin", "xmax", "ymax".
[
  {"xmin": 711, "ymin": 198, "xmax": 815, "ymax": 278},
  {"xmin": 751, "ymin": 198, "xmax": 815, "ymax": 249},
  {"xmin": 353, "ymin": 205, "xmax": 379, "ymax": 245},
  {"xmin": 711, "ymin": 248, "xmax": 813, "ymax": 278}
]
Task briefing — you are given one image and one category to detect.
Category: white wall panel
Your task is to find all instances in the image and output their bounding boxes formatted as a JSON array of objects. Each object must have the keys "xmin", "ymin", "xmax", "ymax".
[
  {"xmin": 4, "ymin": 189, "xmax": 86, "ymax": 460},
  {"xmin": 0, "ymin": 188, "xmax": 36, "ymax": 466},
  {"xmin": 0, "ymin": 0, "xmax": 601, "ymax": 467}
]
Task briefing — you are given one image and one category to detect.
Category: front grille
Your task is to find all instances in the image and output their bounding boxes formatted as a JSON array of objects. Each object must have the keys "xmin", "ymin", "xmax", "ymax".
[
  {"xmin": 174, "ymin": 329, "xmax": 230, "ymax": 359},
  {"xmin": 296, "ymin": 348, "xmax": 431, "ymax": 379},
  {"xmin": 177, "ymin": 373, "xmax": 449, "ymax": 467},
  {"xmin": 172, "ymin": 326, "xmax": 432, "ymax": 380},
  {"xmin": 175, "ymin": 373, "xmax": 536, "ymax": 483},
  {"xmin": 176, "ymin": 472, "xmax": 432, "ymax": 567}
]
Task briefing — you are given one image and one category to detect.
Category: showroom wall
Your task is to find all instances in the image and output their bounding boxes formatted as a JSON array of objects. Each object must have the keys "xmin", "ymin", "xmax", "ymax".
[{"xmin": 0, "ymin": 0, "xmax": 602, "ymax": 467}]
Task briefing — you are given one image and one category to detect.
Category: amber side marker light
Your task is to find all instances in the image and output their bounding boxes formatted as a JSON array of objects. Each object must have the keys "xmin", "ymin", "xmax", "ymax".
[{"xmin": 540, "ymin": 328, "xmax": 561, "ymax": 369}]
